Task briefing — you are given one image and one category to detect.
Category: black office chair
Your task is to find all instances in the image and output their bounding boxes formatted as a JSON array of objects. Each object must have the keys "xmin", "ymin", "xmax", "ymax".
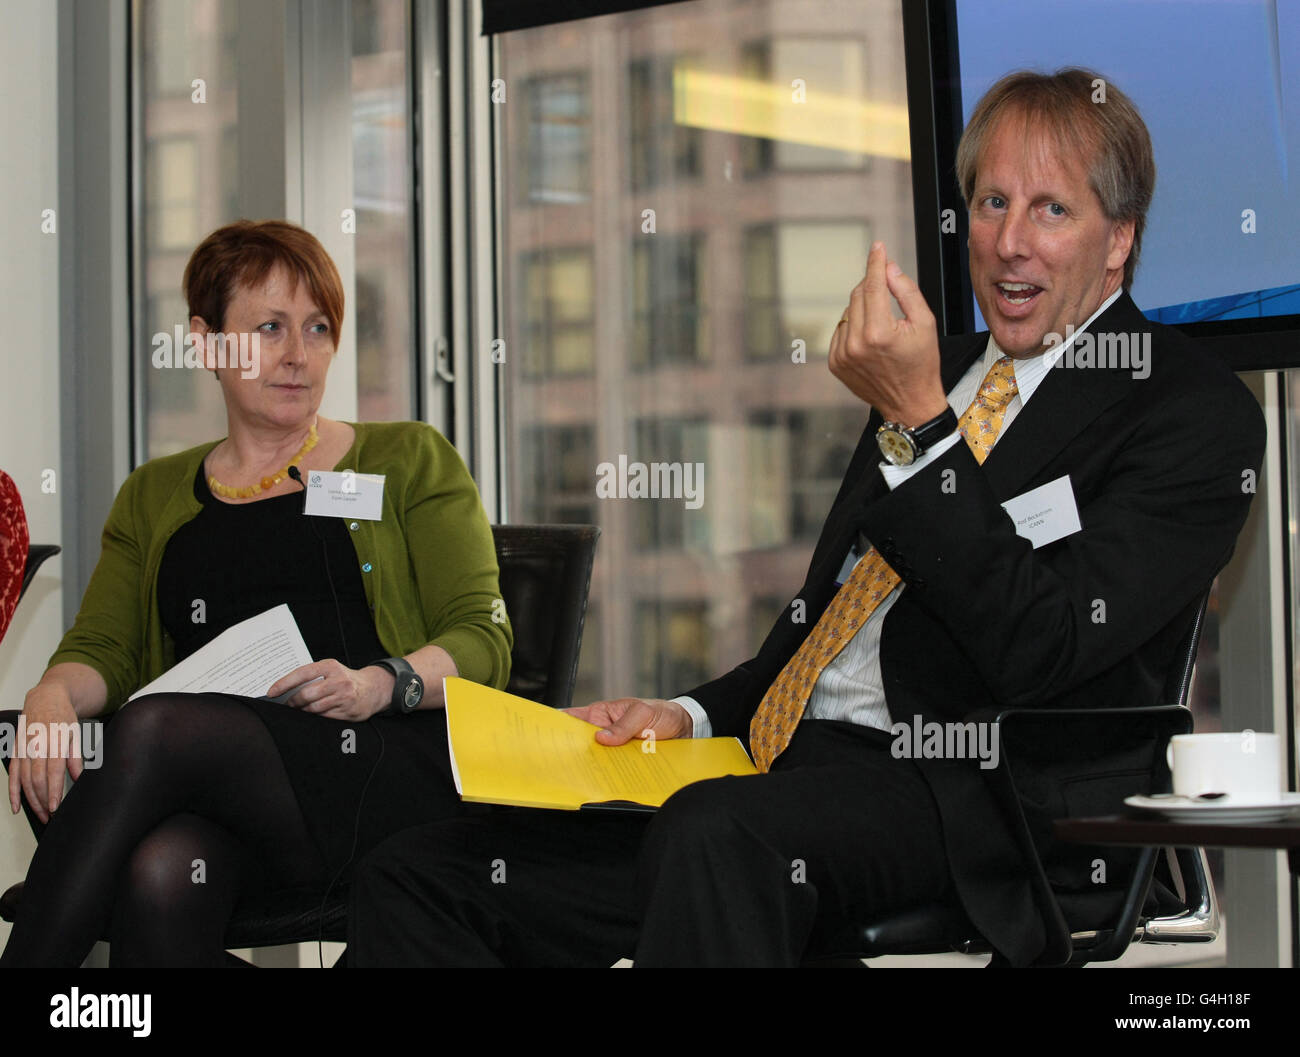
[
  {"xmin": 808, "ymin": 587, "xmax": 1220, "ymax": 967},
  {"xmin": 21, "ymin": 545, "xmax": 62, "ymax": 602},
  {"xmin": 0, "ymin": 524, "xmax": 600, "ymax": 960},
  {"xmin": 491, "ymin": 524, "xmax": 600, "ymax": 710}
]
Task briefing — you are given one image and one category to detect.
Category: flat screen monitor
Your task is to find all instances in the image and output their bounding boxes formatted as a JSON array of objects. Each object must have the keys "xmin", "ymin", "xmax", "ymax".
[{"xmin": 904, "ymin": 0, "xmax": 1299, "ymax": 371}]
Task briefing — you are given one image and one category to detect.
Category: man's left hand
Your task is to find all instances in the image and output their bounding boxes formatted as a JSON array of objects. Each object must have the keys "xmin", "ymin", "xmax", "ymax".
[
  {"xmin": 269, "ymin": 659, "xmax": 394, "ymax": 721},
  {"xmin": 830, "ymin": 241, "xmax": 948, "ymax": 426}
]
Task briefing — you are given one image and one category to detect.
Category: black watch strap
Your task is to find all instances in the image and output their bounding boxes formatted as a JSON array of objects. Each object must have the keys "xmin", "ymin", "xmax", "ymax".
[
  {"xmin": 909, "ymin": 406, "xmax": 959, "ymax": 453},
  {"xmin": 371, "ymin": 657, "xmax": 424, "ymax": 714}
]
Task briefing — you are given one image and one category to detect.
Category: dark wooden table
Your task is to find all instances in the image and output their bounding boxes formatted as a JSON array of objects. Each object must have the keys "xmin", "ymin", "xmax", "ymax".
[{"xmin": 1055, "ymin": 815, "xmax": 1300, "ymax": 875}]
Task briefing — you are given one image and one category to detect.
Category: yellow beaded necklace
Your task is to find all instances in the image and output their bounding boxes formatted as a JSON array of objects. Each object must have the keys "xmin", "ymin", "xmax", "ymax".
[{"xmin": 206, "ymin": 422, "xmax": 319, "ymax": 500}]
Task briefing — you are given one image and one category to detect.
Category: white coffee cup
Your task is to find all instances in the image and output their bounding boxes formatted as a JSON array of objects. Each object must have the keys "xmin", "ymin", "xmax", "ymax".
[{"xmin": 1166, "ymin": 732, "xmax": 1281, "ymax": 801}]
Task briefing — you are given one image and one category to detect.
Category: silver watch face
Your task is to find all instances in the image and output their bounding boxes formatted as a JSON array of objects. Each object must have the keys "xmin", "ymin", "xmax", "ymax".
[
  {"xmin": 877, "ymin": 427, "xmax": 917, "ymax": 467},
  {"xmin": 403, "ymin": 679, "xmax": 423, "ymax": 710}
]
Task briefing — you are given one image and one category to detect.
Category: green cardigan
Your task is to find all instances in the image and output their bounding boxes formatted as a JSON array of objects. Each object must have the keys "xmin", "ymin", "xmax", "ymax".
[{"xmin": 49, "ymin": 421, "xmax": 512, "ymax": 711}]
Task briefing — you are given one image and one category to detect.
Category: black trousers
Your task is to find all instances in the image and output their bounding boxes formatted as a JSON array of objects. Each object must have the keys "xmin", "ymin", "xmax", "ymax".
[{"xmin": 348, "ymin": 720, "xmax": 956, "ymax": 967}]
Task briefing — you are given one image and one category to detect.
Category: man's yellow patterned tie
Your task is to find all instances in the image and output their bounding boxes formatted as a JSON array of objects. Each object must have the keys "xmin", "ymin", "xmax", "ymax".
[{"xmin": 748, "ymin": 356, "xmax": 1019, "ymax": 772}]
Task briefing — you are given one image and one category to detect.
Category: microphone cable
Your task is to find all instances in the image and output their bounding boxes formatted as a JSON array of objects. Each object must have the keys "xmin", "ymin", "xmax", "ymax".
[{"xmin": 288, "ymin": 464, "xmax": 387, "ymax": 968}]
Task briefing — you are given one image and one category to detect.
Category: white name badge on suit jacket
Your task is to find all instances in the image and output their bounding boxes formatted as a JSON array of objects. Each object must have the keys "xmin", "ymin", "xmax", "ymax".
[
  {"xmin": 303, "ymin": 470, "xmax": 386, "ymax": 520},
  {"xmin": 1000, "ymin": 474, "xmax": 1082, "ymax": 549}
]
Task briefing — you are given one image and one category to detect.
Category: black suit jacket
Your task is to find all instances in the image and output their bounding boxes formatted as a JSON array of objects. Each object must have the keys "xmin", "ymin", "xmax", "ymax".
[{"xmin": 683, "ymin": 292, "xmax": 1266, "ymax": 966}]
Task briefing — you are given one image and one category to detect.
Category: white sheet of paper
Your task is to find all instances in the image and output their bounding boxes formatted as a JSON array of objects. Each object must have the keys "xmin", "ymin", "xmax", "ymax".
[
  {"xmin": 303, "ymin": 470, "xmax": 385, "ymax": 520},
  {"xmin": 1001, "ymin": 474, "xmax": 1082, "ymax": 549},
  {"xmin": 128, "ymin": 603, "xmax": 314, "ymax": 702}
]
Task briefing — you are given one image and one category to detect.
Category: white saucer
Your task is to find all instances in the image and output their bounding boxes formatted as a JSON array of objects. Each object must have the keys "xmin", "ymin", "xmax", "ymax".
[{"xmin": 1125, "ymin": 792, "xmax": 1300, "ymax": 824}]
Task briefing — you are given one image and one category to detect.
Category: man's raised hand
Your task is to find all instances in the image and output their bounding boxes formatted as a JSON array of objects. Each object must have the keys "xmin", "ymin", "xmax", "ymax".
[
  {"xmin": 829, "ymin": 241, "xmax": 948, "ymax": 426},
  {"xmin": 563, "ymin": 697, "xmax": 692, "ymax": 746}
]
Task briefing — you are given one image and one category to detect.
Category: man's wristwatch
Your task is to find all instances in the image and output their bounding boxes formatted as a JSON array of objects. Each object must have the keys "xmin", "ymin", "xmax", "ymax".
[
  {"xmin": 876, "ymin": 406, "xmax": 959, "ymax": 467},
  {"xmin": 369, "ymin": 657, "xmax": 424, "ymax": 714}
]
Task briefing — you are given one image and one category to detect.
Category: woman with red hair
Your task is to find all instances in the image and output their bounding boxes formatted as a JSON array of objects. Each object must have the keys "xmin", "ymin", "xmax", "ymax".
[{"xmin": 1, "ymin": 220, "xmax": 510, "ymax": 966}]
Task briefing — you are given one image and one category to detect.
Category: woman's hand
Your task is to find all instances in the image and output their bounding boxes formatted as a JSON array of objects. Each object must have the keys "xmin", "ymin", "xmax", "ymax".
[
  {"xmin": 9, "ymin": 688, "xmax": 83, "ymax": 822},
  {"xmin": 267, "ymin": 660, "xmax": 395, "ymax": 722}
]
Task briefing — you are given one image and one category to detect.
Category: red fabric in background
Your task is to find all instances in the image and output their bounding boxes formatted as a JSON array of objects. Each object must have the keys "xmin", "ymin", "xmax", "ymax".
[{"xmin": 0, "ymin": 470, "xmax": 30, "ymax": 645}]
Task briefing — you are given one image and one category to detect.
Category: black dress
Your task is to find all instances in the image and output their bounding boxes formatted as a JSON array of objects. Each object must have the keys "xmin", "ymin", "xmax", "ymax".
[{"xmin": 155, "ymin": 465, "xmax": 469, "ymax": 885}]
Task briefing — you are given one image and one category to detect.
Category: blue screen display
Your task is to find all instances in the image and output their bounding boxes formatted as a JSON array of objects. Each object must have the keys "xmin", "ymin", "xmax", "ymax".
[{"xmin": 954, "ymin": 0, "xmax": 1299, "ymax": 326}]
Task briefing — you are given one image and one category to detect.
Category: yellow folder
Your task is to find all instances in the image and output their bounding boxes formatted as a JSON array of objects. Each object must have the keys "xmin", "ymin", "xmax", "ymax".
[{"xmin": 443, "ymin": 677, "xmax": 758, "ymax": 811}]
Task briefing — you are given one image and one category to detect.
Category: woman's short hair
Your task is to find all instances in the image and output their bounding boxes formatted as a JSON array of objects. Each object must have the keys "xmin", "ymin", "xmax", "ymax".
[
  {"xmin": 182, "ymin": 220, "xmax": 344, "ymax": 347},
  {"xmin": 955, "ymin": 67, "xmax": 1156, "ymax": 291}
]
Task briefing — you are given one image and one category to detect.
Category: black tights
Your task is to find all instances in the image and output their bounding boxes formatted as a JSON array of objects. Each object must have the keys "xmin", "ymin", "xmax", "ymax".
[{"xmin": 0, "ymin": 694, "xmax": 324, "ymax": 967}]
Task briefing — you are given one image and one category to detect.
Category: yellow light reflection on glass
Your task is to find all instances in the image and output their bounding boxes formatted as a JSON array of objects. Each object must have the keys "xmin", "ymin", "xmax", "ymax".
[{"xmin": 672, "ymin": 67, "xmax": 910, "ymax": 161}]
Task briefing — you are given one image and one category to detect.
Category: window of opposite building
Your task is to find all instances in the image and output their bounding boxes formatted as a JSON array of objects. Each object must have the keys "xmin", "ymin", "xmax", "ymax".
[
  {"xmin": 635, "ymin": 599, "xmax": 714, "ymax": 697},
  {"xmin": 744, "ymin": 221, "xmax": 873, "ymax": 361},
  {"xmin": 519, "ymin": 424, "xmax": 598, "ymax": 527},
  {"xmin": 628, "ymin": 55, "xmax": 703, "ymax": 191},
  {"xmin": 747, "ymin": 406, "xmax": 864, "ymax": 548},
  {"xmin": 518, "ymin": 248, "xmax": 597, "ymax": 377},
  {"xmin": 630, "ymin": 417, "xmax": 710, "ymax": 552},
  {"xmin": 520, "ymin": 72, "xmax": 592, "ymax": 205},
  {"xmin": 630, "ymin": 234, "xmax": 708, "ymax": 368}
]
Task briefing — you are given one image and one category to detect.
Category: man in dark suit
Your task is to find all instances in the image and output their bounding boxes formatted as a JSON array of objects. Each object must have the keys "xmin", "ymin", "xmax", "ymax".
[{"xmin": 347, "ymin": 68, "xmax": 1265, "ymax": 967}]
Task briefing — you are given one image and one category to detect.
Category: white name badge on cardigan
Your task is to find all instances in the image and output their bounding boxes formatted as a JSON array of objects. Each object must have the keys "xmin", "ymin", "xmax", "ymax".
[
  {"xmin": 1001, "ymin": 474, "xmax": 1081, "ymax": 549},
  {"xmin": 303, "ymin": 470, "xmax": 386, "ymax": 520}
]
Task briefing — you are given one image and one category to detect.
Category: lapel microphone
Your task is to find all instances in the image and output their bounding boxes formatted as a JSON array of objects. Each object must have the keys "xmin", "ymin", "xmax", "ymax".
[{"xmin": 288, "ymin": 464, "xmax": 307, "ymax": 511}]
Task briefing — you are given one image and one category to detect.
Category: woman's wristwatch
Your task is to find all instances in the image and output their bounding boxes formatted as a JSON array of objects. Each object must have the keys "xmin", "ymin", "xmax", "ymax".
[{"xmin": 369, "ymin": 657, "xmax": 425, "ymax": 714}]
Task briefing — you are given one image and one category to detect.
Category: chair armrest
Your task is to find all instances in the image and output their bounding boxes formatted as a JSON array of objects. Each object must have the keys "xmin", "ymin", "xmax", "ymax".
[
  {"xmin": 977, "ymin": 704, "xmax": 1193, "ymax": 963},
  {"xmin": 985, "ymin": 703, "xmax": 1191, "ymax": 846}
]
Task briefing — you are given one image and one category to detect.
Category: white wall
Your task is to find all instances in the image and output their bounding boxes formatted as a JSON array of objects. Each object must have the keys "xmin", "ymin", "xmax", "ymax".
[{"xmin": 0, "ymin": 0, "xmax": 62, "ymax": 949}]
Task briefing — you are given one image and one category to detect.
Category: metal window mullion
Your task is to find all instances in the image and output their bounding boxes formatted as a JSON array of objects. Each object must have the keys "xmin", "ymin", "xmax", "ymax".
[
  {"xmin": 446, "ymin": 0, "xmax": 503, "ymax": 517},
  {"xmin": 446, "ymin": 0, "xmax": 472, "ymax": 472},
  {"xmin": 1218, "ymin": 370, "xmax": 1292, "ymax": 966},
  {"xmin": 414, "ymin": 0, "xmax": 453, "ymax": 434},
  {"xmin": 66, "ymin": 0, "xmax": 132, "ymax": 615}
]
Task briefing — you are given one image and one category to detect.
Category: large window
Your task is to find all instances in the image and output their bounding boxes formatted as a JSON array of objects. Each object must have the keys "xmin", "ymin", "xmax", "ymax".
[
  {"xmin": 138, "ymin": 0, "xmax": 241, "ymax": 456},
  {"xmin": 498, "ymin": 1, "xmax": 914, "ymax": 704},
  {"xmin": 136, "ymin": 0, "xmax": 417, "ymax": 458},
  {"xmin": 350, "ymin": 0, "xmax": 417, "ymax": 422}
]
